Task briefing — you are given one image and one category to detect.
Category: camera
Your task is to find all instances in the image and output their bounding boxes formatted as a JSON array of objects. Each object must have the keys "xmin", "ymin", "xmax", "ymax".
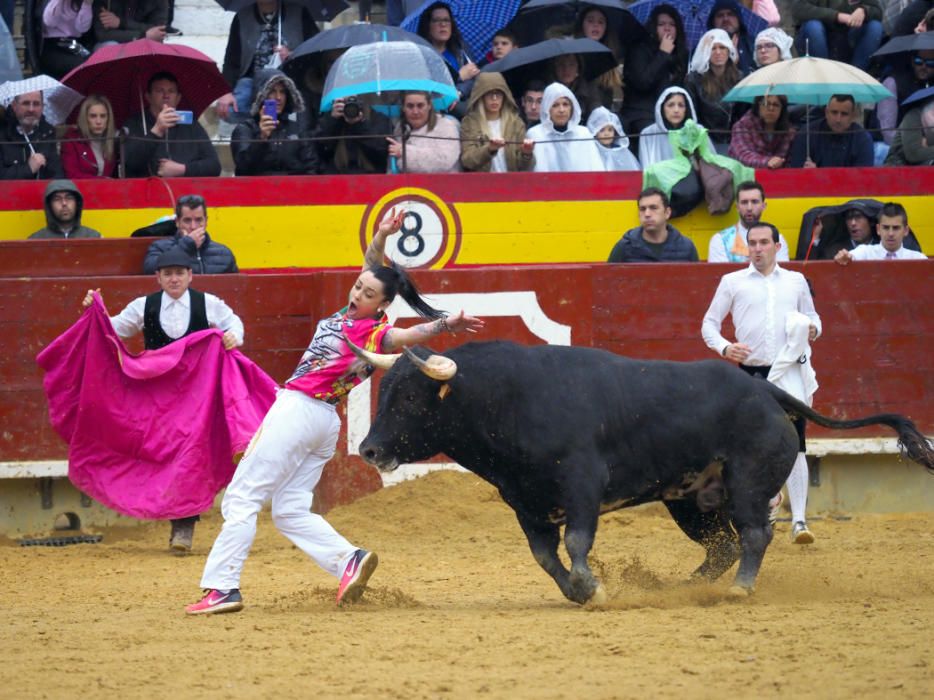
[{"xmin": 343, "ymin": 96, "xmax": 361, "ymax": 120}]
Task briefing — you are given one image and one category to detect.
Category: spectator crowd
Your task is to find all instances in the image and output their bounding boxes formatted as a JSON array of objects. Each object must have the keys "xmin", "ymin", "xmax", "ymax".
[{"xmin": 2, "ymin": 0, "xmax": 934, "ymax": 182}]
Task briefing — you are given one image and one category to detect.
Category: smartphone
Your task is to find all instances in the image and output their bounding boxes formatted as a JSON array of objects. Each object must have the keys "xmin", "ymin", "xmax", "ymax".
[
  {"xmin": 175, "ymin": 110, "xmax": 193, "ymax": 125},
  {"xmin": 263, "ymin": 99, "xmax": 278, "ymax": 120}
]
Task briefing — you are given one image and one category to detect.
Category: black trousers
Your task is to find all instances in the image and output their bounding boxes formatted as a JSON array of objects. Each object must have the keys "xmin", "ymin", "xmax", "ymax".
[{"xmin": 739, "ymin": 363, "xmax": 807, "ymax": 452}]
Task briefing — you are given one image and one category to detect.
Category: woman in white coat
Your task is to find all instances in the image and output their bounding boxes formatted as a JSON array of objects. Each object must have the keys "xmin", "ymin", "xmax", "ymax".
[
  {"xmin": 526, "ymin": 82, "xmax": 605, "ymax": 172},
  {"xmin": 637, "ymin": 85, "xmax": 712, "ymax": 168},
  {"xmin": 586, "ymin": 106, "xmax": 641, "ymax": 171}
]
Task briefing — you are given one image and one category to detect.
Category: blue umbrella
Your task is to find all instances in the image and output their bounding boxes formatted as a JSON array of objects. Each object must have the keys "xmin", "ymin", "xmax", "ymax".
[
  {"xmin": 400, "ymin": 0, "xmax": 524, "ymax": 62},
  {"xmin": 902, "ymin": 85, "xmax": 934, "ymax": 109},
  {"xmin": 626, "ymin": 0, "xmax": 768, "ymax": 50},
  {"xmin": 321, "ymin": 40, "xmax": 458, "ymax": 117}
]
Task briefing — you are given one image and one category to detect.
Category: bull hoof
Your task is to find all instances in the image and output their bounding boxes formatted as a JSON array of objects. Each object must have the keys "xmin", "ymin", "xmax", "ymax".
[
  {"xmin": 587, "ymin": 584, "xmax": 608, "ymax": 606},
  {"xmin": 727, "ymin": 584, "xmax": 752, "ymax": 599}
]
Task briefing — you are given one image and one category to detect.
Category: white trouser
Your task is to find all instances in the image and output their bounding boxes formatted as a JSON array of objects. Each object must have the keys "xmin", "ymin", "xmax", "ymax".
[{"xmin": 200, "ymin": 389, "xmax": 356, "ymax": 590}]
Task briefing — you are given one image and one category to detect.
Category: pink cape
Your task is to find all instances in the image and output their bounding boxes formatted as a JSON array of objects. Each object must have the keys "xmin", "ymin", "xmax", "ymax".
[{"xmin": 35, "ymin": 295, "xmax": 279, "ymax": 520}]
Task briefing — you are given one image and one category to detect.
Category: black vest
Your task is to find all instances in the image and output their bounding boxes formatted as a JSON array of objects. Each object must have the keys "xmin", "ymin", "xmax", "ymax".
[{"xmin": 143, "ymin": 289, "xmax": 210, "ymax": 350}]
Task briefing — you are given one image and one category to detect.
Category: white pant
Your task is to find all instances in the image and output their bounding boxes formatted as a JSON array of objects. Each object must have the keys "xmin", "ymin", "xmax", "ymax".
[{"xmin": 200, "ymin": 389, "xmax": 356, "ymax": 590}]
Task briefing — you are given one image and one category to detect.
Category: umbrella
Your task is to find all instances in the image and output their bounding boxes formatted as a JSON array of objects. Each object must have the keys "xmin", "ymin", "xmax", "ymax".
[
  {"xmin": 721, "ymin": 55, "xmax": 893, "ymax": 160},
  {"xmin": 282, "ymin": 22, "xmax": 433, "ymax": 88},
  {"xmin": 902, "ymin": 85, "xmax": 934, "ymax": 108},
  {"xmin": 213, "ymin": 0, "xmax": 348, "ymax": 22},
  {"xmin": 872, "ymin": 31, "xmax": 934, "ymax": 58},
  {"xmin": 0, "ymin": 16, "xmax": 22, "ymax": 84},
  {"xmin": 480, "ymin": 37, "xmax": 616, "ymax": 94},
  {"xmin": 321, "ymin": 40, "xmax": 458, "ymax": 117},
  {"xmin": 0, "ymin": 75, "xmax": 84, "ymax": 125},
  {"xmin": 61, "ymin": 39, "xmax": 229, "ymax": 128},
  {"xmin": 511, "ymin": 0, "xmax": 647, "ymax": 48},
  {"xmin": 400, "ymin": 0, "xmax": 524, "ymax": 62},
  {"xmin": 626, "ymin": 0, "xmax": 768, "ymax": 49}
]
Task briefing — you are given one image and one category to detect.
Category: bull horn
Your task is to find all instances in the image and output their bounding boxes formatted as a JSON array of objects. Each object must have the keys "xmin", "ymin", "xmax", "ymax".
[
  {"xmin": 403, "ymin": 346, "xmax": 458, "ymax": 381},
  {"xmin": 343, "ymin": 334, "xmax": 401, "ymax": 370}
]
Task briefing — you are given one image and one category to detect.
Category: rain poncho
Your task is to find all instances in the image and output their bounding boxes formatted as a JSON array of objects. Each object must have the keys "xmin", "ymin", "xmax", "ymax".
[
  {"xmin": 586, "ymin": 107, "xmax": 641, "ymax": 171},
  {"xmin": 753, "ymin": 27, "xmax": 794, "ymax": 66},
  {"xmin": 526, "ymin": 83, "xmax": 605, "ymax": 172},
  {"xmin": 642, "ymin": 118, "xmax": 753, "ymax": 203},
  {"xmin": 689, "ymin": 29, "xmax": 738, "ymax": 75},
  {"xmin": 638, "ymin": 86, "xmax": 706, "ymax": 167}
]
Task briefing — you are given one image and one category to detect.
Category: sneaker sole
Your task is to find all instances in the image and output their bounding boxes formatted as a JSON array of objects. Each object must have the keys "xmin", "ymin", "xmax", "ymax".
[
  {"xmin": 170, "ymin": 542, "xmax": 192, "ymax": 554},
  {"xmin": 793, "ymin": 530, "xmax": 815, "ymax": 545},
  {"xmin": 337, "ymin": 552, "xmax": 379, "ymax": 606},
  {"xmin": 185, "ymin": 600, "xmax": 243, "ymax": 616}
]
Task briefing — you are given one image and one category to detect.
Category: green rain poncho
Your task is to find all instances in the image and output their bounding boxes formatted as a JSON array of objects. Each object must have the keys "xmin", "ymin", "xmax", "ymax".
[{"xmin": 643, "ymin": 120, "xmax": 753, "ymax": 210}]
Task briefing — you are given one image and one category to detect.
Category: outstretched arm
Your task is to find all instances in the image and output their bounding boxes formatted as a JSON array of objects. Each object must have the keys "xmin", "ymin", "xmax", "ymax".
[
  {"xmin": 363, "ymin": 207, "xmax": 406, "ymax": 270},
  {"xmin": 382, "ymin": 310, "xmax": 485, "ymax": 352}
]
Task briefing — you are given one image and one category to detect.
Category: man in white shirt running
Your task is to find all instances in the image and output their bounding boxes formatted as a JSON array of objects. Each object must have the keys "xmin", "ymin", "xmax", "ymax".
[
  {"xmin": 702, "ymin": 222, "xmax": 822, "ymax": 544},
  {"xmin": 81, "ymin": 247, "xmax": 244, "ymax": 553},
  {"xmin": 707, "ymin": 181, "xmax": 790, "ymax": 263},
  {"xmin": 834, "ymin": 202, "xmax": 928, "ymax": 263}
]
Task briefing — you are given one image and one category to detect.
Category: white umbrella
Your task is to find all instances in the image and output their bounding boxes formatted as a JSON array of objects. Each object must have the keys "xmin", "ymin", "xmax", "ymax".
[{"xmin": 0, "ymin": 75, "xmax": 85, "ymax": 125}]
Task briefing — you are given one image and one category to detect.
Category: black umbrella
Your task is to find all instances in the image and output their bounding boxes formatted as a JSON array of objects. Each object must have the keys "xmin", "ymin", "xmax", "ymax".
[
  {"xmin": 510, "ymin": 0, "xmax": 646, "ymax": 49},
  {"xmin": 282, "ymin": 23, "xmax": 432, "ymax": 87},
  {"xmin": 481, "ymin": 37, "xmax": 616, "ymax": 93},
  {"xmin": 872, "ymin": 31, "xmax": 934, "ymax": 58},
  {"xmin": 214, "ymin": 0, "xmax": 348, "ymax": 22}
]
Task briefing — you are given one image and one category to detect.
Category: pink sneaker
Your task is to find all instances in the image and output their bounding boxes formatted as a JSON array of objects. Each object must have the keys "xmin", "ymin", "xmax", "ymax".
[
  {"xmin": 336, "ymin": 549, "xmax": 378, "ymax": 606},
  {"xmin": 185, "ymin": 589, "xmax": 243, "ymax": 616}
]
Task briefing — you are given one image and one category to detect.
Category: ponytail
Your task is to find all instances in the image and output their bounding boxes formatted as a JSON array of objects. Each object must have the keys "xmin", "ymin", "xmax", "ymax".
[{"xmin": 370, "ymin": 261, "xmax": 445, "ymax": 320}]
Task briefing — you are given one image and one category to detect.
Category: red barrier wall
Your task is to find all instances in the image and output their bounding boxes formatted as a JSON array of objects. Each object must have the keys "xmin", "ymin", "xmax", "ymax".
[{"xmin": 2, "ymin": 261, "xmax": 930, "ymax": 511}]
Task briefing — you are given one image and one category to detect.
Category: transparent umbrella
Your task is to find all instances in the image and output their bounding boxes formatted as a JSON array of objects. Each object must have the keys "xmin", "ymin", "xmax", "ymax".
[
  {"xmin": 321, "ymin": 40, "xmax": 458, "ymax": 118},
  {"xmin": 0, "ymin": 75, "xmax": 83, "ymax": 125}
]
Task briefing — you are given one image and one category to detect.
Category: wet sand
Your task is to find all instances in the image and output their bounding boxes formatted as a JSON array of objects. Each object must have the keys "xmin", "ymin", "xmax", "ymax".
[{"xmin": 2, "ymin": 471, "xmax": 932, "ymax": 699}]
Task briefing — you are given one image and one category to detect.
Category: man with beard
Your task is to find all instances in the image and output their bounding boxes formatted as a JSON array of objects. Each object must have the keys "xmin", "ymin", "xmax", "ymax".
[
  {"xmin": 0, "ymin": 91, "xmax": 64, "ymax": 180},
  {"xmin": 28, "ymin": 180, "xmax": 103, "ymax": 239},
  {"xmin": 707, "ymin": 181, "xmax": 790, "ymax": 263}
]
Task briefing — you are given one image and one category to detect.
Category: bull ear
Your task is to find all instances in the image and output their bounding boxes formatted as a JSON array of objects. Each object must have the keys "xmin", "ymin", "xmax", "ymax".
[
  {"xmin": 402, "ymin": 346, "xmax": 458, "ymax": 381},
  {"xmin": 342, "ymin": 334, "xmax": 401, "ymax": 370}
]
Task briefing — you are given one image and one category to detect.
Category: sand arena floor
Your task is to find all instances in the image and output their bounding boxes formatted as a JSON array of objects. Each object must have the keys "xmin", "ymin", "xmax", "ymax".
[{"xmin": 2, "ymin": 471, "xmax": 932, "ymax": 699}]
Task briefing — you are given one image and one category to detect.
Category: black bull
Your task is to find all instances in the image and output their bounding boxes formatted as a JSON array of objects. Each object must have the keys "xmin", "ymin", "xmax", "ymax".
[{"xmin": 356, "ymin": 341, "xmax": 934, "ymax": 604}]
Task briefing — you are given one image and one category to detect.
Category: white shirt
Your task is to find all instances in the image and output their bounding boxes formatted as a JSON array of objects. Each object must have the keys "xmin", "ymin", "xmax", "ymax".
[
  {"xmin": 702, "ymin": 263, "xmax": 821, "ymax": 366},
  {"xmin": 488, "ymin": 119, "xmax": 507, "ymax": 173},
  {"xmin": 707, "ymin": 222, "xmax": 791, "ymax": 263},
  {"xmin": 849, "ymin": 243, "xmax": 928, "ymax": 261},
  {"xmin": 109, "ymin": 290, "xmax": 244, "ymax": 346}
]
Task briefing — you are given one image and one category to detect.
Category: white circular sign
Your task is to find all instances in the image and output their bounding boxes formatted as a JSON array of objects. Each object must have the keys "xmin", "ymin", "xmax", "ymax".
[{"xmin": 385, "ymin": 200, "xmax": 445, "ymax": 269}]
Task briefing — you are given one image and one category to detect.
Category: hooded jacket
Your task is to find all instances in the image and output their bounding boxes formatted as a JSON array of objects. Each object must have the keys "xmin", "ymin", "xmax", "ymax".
[
  {"xmin": 231, "ymin": 72, "xmax": 317, "ymax": 176},
  {"xmin": 526, "ymin": 83, "xmax": 605, "ymax": 173},
  {"xmin": 685, "ymin": 29, "xmax": 742, "ymax": 144},
  {"xmin": 28, "ymin": 179, "xmax": 103, "ymax": 239},
  {"xmin": 0, "ymin": 110, "xmax": 64, "ymax": 180},
  {"xmin": 586, "ymin": 107, "xmax": 641, "ymax": 171},
  {"xmin": 638, "ymin": 86, "xmax": 707, "ymax": 168},
  {"xmin": 705, "ymin": 0, "xmax": 756, "ymax": 74},
  {"xmin": 460, "ymin": 72, "xmax": 534, "ymax": 173},
  {"xmin": 142, "ymin": 232, "xmax": 239, "ymax": 275}
]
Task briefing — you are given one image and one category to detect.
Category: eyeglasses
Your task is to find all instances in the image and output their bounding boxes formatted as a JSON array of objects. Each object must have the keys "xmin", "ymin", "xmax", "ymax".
[
  {"xmin": 913, "ymin": 56, "xmax": 934, "ymax": 68},
  {"xmin": 430, "ymin": 17, "xmax": 452, "ymax": 25},
  {"xmin": 756, "ymin": 43, "xmax": 778, "ymax": 52}
]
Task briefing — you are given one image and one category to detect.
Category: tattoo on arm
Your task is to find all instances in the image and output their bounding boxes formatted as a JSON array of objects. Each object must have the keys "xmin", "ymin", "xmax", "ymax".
[{"xmin": 363, "ymin": 234, "xmax": 387, "ymax": 270}]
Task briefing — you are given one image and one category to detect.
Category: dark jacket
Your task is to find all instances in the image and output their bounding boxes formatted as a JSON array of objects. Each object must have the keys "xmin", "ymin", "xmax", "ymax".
[
  {"xmin": 221, "ymin": 2, "xmax": 318, "ymax": 85},
  {"xmin": 795, "ymin": 198, "xmax": 923, "ymax": 260},
  {"xmin": 91, "ymin": 0, "xmax": 167, "ymax": 44},
  {"xmin": 231, "ymin": 72, "xmax": 317, "ymax": 175},
  {"xmin": 143, "ymin": 233, "xmax": 238, "ymax": 274},
  {"xmin": 621, "ymin": 39, "xmax": 688, "ymax": 134},
  {"xmin": 123, "ymin": 110, "xmax": 221, "ymax": 178},
  {"xmin": 0, "ymin": 111, "xmax": 64, "ymax": 180},
  {"xmin": 607, "ymin": 224, "xmax": 699, "ymax": 262},
  {"xmin": 787, "ymin": 119, "xmax": 874, "ymax": 168},
  {"xmin": 884, "ymin": 107, "xmax": 934, "ymax": 167},
  {"xmin": 684, "ymin": 71, "xmax": 740, "ymax": 145},
  {"xmin": 28, "ymin": 179, "xmax": 103, "ymax": 239},
  {"xmin": 314, "ymin": 110, "xmax": 391, "ymax": 175}
]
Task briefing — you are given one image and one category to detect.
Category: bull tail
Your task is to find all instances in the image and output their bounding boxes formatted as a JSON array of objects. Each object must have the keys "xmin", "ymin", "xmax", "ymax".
[{"xmin": 764, "ymin": 383, "xmax": 934, "ymax": 474}]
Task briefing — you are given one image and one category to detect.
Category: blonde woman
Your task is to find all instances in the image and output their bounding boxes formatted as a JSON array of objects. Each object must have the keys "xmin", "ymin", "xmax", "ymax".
[
  {"xmin": 62, "ymin": 95, "xmax": 117, "ymax": 179},
  {"xmin": 387, "ymin": 91, "xmax": 461, "ymax": 173},
  {"xmin": 460, "ymin": 72, "xmax": 534, "ymax": 173}
]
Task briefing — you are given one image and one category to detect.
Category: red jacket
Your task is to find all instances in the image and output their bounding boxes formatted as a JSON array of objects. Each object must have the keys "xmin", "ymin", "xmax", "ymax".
[{"xmin": 61, "ymin": 128, "xmax": 117, "ymax": 179}]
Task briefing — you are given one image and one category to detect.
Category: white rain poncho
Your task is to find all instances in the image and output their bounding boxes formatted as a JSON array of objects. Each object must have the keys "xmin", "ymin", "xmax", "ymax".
[
  {"xmin": 689, "ymin": 29, "xmax": 738, "ymax": 75},
  {"xmin": 637, "ymin": 86, "xmax": 707, "ymax": 168},
  {"xmin": 754, "ymin": 27, "xmax": 794, "ymax": 66},
  {"xmin": 526, "ymin": 82, "xmax": 605, "ymax": 172},
  {"xmin": 586, "ymin": 107, "xmax": 641, "ymax": 171}
]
